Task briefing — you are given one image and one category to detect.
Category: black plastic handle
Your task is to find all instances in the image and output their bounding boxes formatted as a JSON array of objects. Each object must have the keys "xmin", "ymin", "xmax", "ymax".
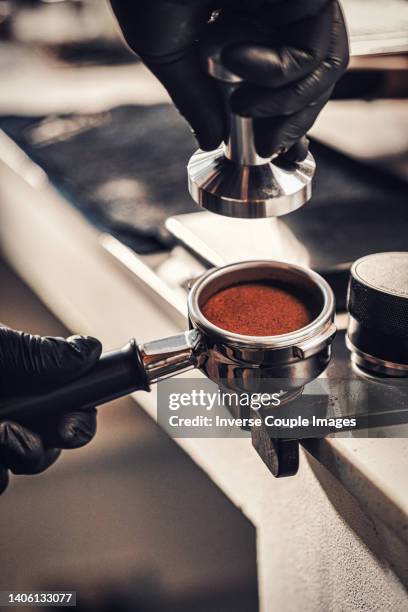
[{"xmin": 0, "ymin": 339, "xmax": 150, "ymax": 422}]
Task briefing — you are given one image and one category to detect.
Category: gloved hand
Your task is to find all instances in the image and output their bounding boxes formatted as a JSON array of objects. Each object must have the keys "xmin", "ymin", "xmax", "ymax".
[
  {"xmin": 0, "ymin": 327, "xmax": 102, "ymax": 493},
  {"xmin": 110, "ymin": 0, "xmax": 349, "ymax": 160}
]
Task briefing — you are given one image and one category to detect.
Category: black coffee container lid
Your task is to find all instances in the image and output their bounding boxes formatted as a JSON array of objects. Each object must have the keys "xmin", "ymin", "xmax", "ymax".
[{"xmin": 346, "ymin": 252, "xmax": 408, "ymax": 377}]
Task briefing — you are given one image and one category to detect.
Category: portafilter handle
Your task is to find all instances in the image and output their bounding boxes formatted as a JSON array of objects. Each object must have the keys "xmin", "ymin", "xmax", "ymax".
[{"xmin": 0, "ymin": 331, "xmax": 202, "ymax": 421}]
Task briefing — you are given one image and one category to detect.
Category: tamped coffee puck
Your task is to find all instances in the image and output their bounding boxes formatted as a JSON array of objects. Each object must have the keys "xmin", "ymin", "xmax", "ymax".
[{"xmin": 346, "ymin": 252, "xmax": 408, "ymax": 376}]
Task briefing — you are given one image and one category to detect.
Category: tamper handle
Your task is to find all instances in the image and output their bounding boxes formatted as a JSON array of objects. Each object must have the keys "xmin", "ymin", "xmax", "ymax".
[{"xmin": 205, "ymin": 46, "xmax": 271, "ymax": 166}]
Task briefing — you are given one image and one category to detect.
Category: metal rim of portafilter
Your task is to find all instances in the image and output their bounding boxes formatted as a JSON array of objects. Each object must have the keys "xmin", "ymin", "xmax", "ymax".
[{"xmin": 187, "ymin": 260, "xmax": 336, "ymax": 392}]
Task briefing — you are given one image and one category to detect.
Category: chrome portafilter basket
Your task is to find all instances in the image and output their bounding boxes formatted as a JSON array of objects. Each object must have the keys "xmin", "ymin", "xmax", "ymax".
[
  {"xmin": 185, "ymin": 261, "xmax": 336, "ymax": 393},
  {"xmin": 0, "ymin": 261, "xmax": 336, "ymax": 421}
]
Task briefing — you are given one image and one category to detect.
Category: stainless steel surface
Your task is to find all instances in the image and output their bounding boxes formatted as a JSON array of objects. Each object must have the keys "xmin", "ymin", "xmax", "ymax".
[
  {"xmin": 293, "ymin": 323, "xmax": 337, "ymax": 360},
  {"xmin": 140, "ymin": 329, "xmax": 202, "ymax": 384},
  {"xmin": 206, "ymin": 56, "xmax": 268, "ymax": 166},
  {"xmin": 166, "ymin": 188, "xmax": 408, "ymax": 272},
  {"xmin": 226, "ymin": 114, "xmax": 269, "ymax": 167},
  {"xmin": 188, "ymin": 148, "xmax": 315, "ymax": 219},
  {"xmin": 187, "ymin": 40, "xmax": 316, "ymax": 218},
  {"xmin": 135, "ymin": 260, "xmax": 336, "ymax": 392},
  {"xmin": 166, "ymin": 188, "xmax": 408, "ymax": 311},
  {"xmin": 187, "ymin": 260, "xmax": 336, "ymax": 392}
]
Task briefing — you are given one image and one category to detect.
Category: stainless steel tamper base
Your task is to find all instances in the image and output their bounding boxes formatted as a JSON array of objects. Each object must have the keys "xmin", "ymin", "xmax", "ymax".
[{"xmin": 188, "ymin": 145, "xmax": 316, "ymax": 219}]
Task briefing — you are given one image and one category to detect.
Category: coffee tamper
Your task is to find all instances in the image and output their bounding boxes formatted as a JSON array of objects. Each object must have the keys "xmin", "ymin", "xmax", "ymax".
[
  {"xmin": 187, "ymin": 44, "xmax": 316, "ymax": 219},
  {"xmin": 346, "ymin": 252, "xmax": 408, "ymax": 377}
]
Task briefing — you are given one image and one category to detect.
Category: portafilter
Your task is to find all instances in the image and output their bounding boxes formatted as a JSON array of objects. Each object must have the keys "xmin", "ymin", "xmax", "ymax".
[{"xmin": 0, "ymin": 261, "xmax": 336, "ymax": 420}]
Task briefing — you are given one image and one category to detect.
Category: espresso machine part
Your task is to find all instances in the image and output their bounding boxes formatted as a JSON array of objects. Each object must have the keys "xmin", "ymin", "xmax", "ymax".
[
  {"xmin": 0, "ymin": 261, "xmax": 336, "ymax": 421},
  {"xmin": 187, "ymin": 38, "xmax": 316, "ymax": 218},
  {"xmin": 346, "ymin": 252, "xmax": 408, "ymax": 377}
]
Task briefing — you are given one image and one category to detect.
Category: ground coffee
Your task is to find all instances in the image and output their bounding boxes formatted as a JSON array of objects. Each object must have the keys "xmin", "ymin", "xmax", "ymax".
[{"xmin": 201, "ymin": 282, "xmax": 313, "ymax": 336}]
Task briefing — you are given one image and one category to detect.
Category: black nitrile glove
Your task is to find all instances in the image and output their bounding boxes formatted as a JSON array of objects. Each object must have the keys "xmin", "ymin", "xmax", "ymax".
[
  {"xmin": 0, "ymin": 327, "xmax": 102, "ymax": 493},
  {"xmin": 110, "ymin": 0, "xmax": 349, "ymax": 160}
]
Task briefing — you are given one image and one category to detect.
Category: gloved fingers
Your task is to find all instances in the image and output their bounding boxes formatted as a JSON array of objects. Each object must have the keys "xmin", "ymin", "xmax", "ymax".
[
  {"xmin": 110, "ymin": 0, "xmax": 214, "ymax": 61},
  {"xmin": 0, "ymin": 328, "xmax": 102, "ymax": 392},
  {"xmin": 0, "ymin": 467, "xmax": 9, "ymax": 494},
  {"xmin": 221, "ymin": 1, "xmax": 335, "ymax": 88},
  {"xmin": 278, "ymin": 136, "xmax": 310, "ymax": 163},
  {"xmin": 253, "ymin": 88, "xmax": 332, "ymax": 157},
  {"xmin": 57, "ymin": 409, "xmax": 97, "ymax": 449},
  {"xmin": 38, "ymin": 408, "xmax": 97, "ymax": 450},
  {"xmin": 28, "ymin": 447, "xmax": 61, "ymax": 474},
  {"xmin": 230, "ymin": 32, "xmax": 346, "ymax": 119},
  {"xmin": 146, "ymin": 53, "xmax": 225, "ymax": 151},
  {"xmin": 229, "ymin": 2, "xmax": 348, "ymax": 118},
  {"xmin": 110, "ymin": 0, "xmax": 224, "ymax": 150},
  {"xmin": 230, "ymin": 55, "xmax": 343, "ymax": 119},
  {"xmin": 0, "ymin": 421, "xmax": 60, "ymax": 475}
]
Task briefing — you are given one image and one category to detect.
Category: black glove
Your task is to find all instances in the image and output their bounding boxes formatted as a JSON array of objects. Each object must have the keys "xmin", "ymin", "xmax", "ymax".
[
  {"xmin": 0, "ymin": 327, "xmax": 102, "ymax": 493},
  {"xmin": 110, "ymin": 0, "xmax": 349, "ymax": 160}
]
